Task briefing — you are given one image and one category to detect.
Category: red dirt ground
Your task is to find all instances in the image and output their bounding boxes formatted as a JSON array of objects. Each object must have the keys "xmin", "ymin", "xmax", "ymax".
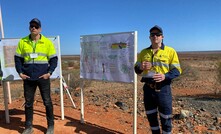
[
  {"xmin": 0, "ymin": 93, "xmax": 148, "ymax": 134},
  {"xmin": 0, "ymin": 86, "xmax": 220, "ymax": 134}
]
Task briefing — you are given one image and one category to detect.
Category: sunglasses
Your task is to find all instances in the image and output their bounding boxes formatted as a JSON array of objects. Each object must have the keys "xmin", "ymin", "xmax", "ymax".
[
  {"xmin": 30, "ymin": 25, "xmax": 40, "ymax": 29},
  {"xmin": 150, "ymin": 33, "xmax": 162, "ymax": 37}
]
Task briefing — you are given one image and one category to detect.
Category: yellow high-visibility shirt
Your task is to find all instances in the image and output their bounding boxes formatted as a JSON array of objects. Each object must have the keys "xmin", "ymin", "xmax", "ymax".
[
  {"xmin": 15, "ymin": 34, "xmax": 57, "ymax": 64},
  {"xmin": 135, "ymin": 44, "xmax": 182, "ymax": 78}
]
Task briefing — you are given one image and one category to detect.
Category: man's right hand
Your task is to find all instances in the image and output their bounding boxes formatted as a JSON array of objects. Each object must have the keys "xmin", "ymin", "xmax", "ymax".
[
  {"xmin": 141, "ymin": 61, "xmax": 152, "ymax": 70},
  {"xmin": 19, "ymin": 73, "xmax": 30, "ymax": 79}
]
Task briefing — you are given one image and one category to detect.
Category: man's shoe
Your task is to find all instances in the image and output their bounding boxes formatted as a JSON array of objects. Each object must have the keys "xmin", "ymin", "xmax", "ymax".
[
  {"xmin": 46, "ymin": 126, "xmax": 54, "ymax": 134},
  {"xmin": 21, "ymin": 127, "xmax": 33, "ymax": 134}
]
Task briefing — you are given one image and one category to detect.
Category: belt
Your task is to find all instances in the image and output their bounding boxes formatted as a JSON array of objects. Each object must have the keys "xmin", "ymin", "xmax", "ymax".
[{"xmin": 146, "ymin": 83, "xmax": 161, "ymax": 92}]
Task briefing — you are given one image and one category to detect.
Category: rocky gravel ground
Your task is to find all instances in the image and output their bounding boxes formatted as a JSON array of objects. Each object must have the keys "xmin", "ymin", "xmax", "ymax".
[
  {"xmin": 173, "ymin": 96, "xmax": 221, "ymax": 133},
  {"xmin": 71, "ymin": 78, "xmax": 221, "ymax": 133}
]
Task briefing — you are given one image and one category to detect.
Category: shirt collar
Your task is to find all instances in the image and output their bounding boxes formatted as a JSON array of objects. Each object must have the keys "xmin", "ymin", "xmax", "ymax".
[
  {"xmin": 29, "ymin": 34, "xmax": 42, "ymax": 41},
  {"xmin": 147, "ymin": 43, "xmax": 165, "ymax": 50}
]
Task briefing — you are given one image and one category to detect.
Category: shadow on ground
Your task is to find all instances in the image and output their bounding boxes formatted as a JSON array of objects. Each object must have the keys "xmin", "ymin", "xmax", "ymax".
[{"xmin": 0, "ymin": 108, "xmax": 123, "ymax": 134}]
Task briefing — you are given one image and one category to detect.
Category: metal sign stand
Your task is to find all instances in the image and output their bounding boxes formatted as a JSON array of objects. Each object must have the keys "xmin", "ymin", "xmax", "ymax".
[{"xmin": 62, "ymin": 76, "xmax": 76, "ymax": 108}]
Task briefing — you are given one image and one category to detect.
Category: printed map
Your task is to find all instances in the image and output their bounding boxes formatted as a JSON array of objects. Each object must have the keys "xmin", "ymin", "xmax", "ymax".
[{"xmin": 80, "ymin": 32, "xmax": 136, "ymax": 83}]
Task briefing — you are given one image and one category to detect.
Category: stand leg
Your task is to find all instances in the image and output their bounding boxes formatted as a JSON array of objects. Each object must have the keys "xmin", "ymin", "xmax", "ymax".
[
  {"xmin": 62, "ymin": 76, "xmax": 76, "ymax": 108},
  {"xmin": 64, "ymin": 87, "xmax": 76, "ymax": 108},
  {"xmin": 80, "ymin": 81, "xmax": 84, "ymax": 123},
  {"xmin": 3, "ymin": 81, "xmax": 10, "ymax": 123}
]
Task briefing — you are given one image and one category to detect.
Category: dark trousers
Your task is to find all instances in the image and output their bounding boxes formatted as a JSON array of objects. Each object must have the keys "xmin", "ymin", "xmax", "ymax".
[
  {"xmin": 23, "ymin": 78, "xmax": 54, "ymax": 127},
  {"xmin": 143, "ymin": 83, "xmax": 172, "ymax": 134}
]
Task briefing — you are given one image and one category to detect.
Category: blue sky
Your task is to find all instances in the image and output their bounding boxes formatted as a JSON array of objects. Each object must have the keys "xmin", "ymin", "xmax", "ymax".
[{"xmin": 1, "ymin": 0, "xmax": 221, "ymax": 55}]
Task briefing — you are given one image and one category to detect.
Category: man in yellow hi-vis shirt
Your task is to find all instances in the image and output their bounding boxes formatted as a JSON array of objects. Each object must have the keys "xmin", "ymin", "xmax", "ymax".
[
  {"xmin": 14, "ymin": 18, "xmax": 58, "ymax": 134},
  {"xmin": 134, "ymin": 25, "xmax": 181, "ymax": 134}
]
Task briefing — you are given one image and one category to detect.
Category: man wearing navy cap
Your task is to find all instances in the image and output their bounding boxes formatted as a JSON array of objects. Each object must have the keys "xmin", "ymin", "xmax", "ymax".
[
  {"xmin": 29, "ymin": 18, "xmax": 41, "ymax": 27},
  {"xmin": 15, "ymin": 18, "xmax": 57, "ymax": 134},
  {"xmin": 134, "ymin": 25, "xmax": 182, "ymax": 133}
]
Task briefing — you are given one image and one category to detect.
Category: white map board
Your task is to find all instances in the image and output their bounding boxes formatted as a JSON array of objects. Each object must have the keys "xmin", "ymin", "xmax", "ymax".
[
  {"xmin": 0, "ymin": 36, "xmax": 61, "ymax": 80},
  {"xmin": 80, "ymin": 31, "xmax": 136, "ymax": 83}
]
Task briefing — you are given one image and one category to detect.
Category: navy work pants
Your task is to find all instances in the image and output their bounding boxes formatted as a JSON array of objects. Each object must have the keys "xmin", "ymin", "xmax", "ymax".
[
  {"xmin": 23, "ymin": 78, "xmax": 54, "ymax": 127},
  {"xmin": 143, "ymin": 83, "xmax": 172, "ymax": 134}
]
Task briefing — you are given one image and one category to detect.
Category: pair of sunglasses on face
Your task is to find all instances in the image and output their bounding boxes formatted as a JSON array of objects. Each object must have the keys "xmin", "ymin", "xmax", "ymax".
[
  {"xmin": 150, "ymin": 33, "xmax": 162, "ymax": 37},
  {"xmin": 30, "ymin": 25, "xmax": 40, "ymax": 29}
]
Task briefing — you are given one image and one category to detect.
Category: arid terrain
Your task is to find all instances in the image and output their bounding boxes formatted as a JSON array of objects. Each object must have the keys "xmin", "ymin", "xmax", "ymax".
[{"xmin": 0, "ymin": 51, "xmax": 221, "ymax": 134}]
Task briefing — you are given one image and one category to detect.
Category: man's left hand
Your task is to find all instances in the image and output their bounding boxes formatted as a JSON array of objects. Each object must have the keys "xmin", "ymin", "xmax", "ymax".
[
  {"xmin": 39, "ymin": 73, "xmax": 51, "ymax": 79},
  {"xmin": 153, "ymin": 73, "xmax": 165, "ymax": 82}
]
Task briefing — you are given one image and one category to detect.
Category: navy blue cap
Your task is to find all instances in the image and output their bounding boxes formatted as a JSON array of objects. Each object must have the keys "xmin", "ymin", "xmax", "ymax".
[
  {"xmin": 149, "ymin": 25, "xmax": 163, "ymax": 34},
  {"xmin": 29, "ymin": 18, "xmax": 41, "ymax": 27}
]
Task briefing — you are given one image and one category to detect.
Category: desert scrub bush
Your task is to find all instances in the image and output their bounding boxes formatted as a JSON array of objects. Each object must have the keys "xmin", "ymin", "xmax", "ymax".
[
  {"xmin": 61, "ymin": 61, "xmax": 69, "ymax": 70},
  {"xmin": 68, "ymin": 60, "xmax": 80, "ymax": 69},
  {"xmin": 62, "ymin": 69, "xmax": 91, "ymax": 92},
  {"xmin": 62, "ymin": 60, "xmax": 80, "ymax": 70},
  {"xmin": 68, "ymin": 61, "xmax": 75, "ymax": 67},
  {"xmin": 218, "ymin": 61, "xmax": 221, "ymax": 84},
  {"xmin": 73, "ymin": 61, "xmax": 80, "ymax": 69},
  {"xmin": 173, "ymin": 60, "xmax": 199, "ymax": 83},
  {"xmin": 10, "ymin": 84, "xmax": 23, "ymax": 99}
]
